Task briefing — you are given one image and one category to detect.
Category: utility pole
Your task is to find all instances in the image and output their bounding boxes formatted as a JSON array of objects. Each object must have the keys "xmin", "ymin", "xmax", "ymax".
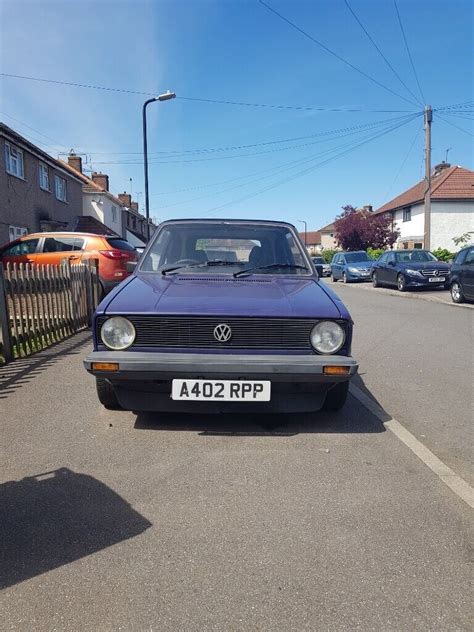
[{"xmin": 423, "ymin": 105, "xmax": 432, "ymax": 250}]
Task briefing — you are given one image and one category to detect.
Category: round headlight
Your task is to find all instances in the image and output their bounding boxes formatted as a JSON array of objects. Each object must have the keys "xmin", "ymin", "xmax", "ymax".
[
  {"xmin": 101, "ymin": 317, "xmax": 136, "ymax": 350},
  {"xmin": 310, "ymin": 321, "xmax": 345, "ymax": 354}
]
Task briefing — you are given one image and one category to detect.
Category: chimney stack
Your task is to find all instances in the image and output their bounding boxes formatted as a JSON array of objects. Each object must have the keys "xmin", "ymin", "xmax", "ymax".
[
  {"xmin": 131, "ymin": 201, "xmax": 139, "ymax": 212},
  {"xmin": 363, "ymin": 205, "xmax": 373, "ymax": 213},
  {"xmin": 91, "ymin": 172, "xmax": 109, "ymax": 191},
  {"xmin": 118, "ymin": 192, "xmax": 132, "ymax": 208},
  {"xmin": 67, "ymin": 152, "xmax": 82, "ymax": 173}
]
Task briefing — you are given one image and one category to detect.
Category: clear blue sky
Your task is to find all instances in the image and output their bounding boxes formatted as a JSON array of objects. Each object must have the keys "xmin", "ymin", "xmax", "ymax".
[{"xmin": 1, "ymin": 0, "xmax": 472, "ymax": 231}]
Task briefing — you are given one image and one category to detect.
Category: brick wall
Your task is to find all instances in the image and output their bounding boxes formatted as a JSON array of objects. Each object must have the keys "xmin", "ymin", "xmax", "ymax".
[{"xmin": 0, "ymin": 135, "xmax": 83, "ymax": 245}]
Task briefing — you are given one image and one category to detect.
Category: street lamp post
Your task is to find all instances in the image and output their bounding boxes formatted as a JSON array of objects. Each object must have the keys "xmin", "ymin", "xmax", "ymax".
[
  {"xmin": 143, "ymin": 91, "xmax": 176, "ymax": 241},
  {"xmin": 298, "ymin": 219, "xmax": 308, "ymax": 247}
]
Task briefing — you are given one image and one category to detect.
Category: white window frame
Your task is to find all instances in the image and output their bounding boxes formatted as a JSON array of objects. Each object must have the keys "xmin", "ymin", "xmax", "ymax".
[
  {"xmin": 403, "ymin": 207, "xmax": 412, "ymax": 222},
  {"xmin": 55, "ymin": 175, "xmax": 67, "ymax": 202},
  {"xmin": 39, "ymin": 162, "xmax": 50, "ymax": 191},
  {"xmin": 5, "ymin": 142, "xmax": 25, "ymax": 179},
  {"xmin": 111, "ymin": 205, "xmax": 117, "ymax": 223},
  {"xmin": 8, "ymin": 225, "xmax": 28, "ymax": 242}
]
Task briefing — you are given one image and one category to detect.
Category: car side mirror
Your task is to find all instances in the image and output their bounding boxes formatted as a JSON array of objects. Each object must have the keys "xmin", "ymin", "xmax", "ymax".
[{"xmin": 126, "ymin": 261, "xmax": 137, "ymax": 273}]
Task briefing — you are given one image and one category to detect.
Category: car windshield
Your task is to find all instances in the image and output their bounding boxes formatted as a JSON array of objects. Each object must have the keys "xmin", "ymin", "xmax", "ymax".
[
  {"xmin": 344, "ymin": 252, "xmax": 371, "ymax": 263},
  {"xmin": 140, "ymin": 222, "xmax": 310, "ymax": 275},
  {"xmin": 394, "ymin": 250, "xmax": 437, "ymax": 263}
]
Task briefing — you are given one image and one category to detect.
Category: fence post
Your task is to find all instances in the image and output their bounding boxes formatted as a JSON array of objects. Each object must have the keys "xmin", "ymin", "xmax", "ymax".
[{"xmin": 0, "ymin": 265, "xmax": 13, "ymax": 362}]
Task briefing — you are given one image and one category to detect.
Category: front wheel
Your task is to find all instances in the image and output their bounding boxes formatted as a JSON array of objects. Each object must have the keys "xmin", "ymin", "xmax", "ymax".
[
  {"xmin": 96, "ymin": 378, "xmax": 122, "ymax": 410},
  {"xmin": 342, "ymin": 272, "xmax": 348, "ymax": 283},
  {"xmin": 397, "ymin": 274, "xmax": 407, "ymax": 292},
  {"xmin": 450, "ymin": 281, "xmax": 464, "ymax": 303},
  {"xmin": 372, "ymin": 271, "xmax": 380, "ymax": 288},
  {"xmin": 323, "ymin": 381, "xmax": 349, "ymax": 411},
  {"xmin": 332, "ymin": 274, "xmax": 337, "ymax": 282}
]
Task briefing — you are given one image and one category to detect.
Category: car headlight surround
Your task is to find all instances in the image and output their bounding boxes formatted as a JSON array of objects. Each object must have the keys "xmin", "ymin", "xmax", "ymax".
[
  {"xmin": 310, "ymin": 321, "xmax": 345, "ymax": 354},
  {"xmin": 405, "ymin": 268, "xmax": 422, "ymax": 276},
  {"xmin": 347, "ymin": 266, "xmax": 359, "ymax": 273},
  {"xmin": 101, "ymin": 316, "xmax": 136, "ymax": 350}
]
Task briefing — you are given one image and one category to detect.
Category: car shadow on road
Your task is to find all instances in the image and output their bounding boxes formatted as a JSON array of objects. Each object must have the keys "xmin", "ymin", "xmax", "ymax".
[
  {"xmin": 134, "ymin": 375, "xmax": 387, "ymax": 435},
  {"xmin": 0, "ymin": 331, "xmax": 92, "ymax": 401},
  {"xmin": 0, "ymin": 467, "xmax": 151, "ymax": 590}
]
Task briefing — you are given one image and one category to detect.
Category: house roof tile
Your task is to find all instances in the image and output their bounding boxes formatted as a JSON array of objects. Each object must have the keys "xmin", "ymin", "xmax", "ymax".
[
  {"xmin": 298, "ymin": 230, "xmax": 321, "ymax": 245},
  {"xmin": 374, "ymin": 165, "xmax": 474, "ymax": 214}
]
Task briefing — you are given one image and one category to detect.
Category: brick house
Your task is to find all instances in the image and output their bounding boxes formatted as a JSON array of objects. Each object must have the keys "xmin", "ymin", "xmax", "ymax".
[
  {"xmin": 374, "ymin": 164, "xmax": 474, "ymax": 250},
  {"xmin": 0, "ymin": 123, "xmax": 83, "ymax": 245}
]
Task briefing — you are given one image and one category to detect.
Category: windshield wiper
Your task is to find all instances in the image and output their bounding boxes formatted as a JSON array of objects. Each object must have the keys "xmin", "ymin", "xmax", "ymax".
[
  {"xmin": 161, "ymin": 260, "xmax": 246, "ymax": 275},
  {"xmin": 233, "ymin": 263, "xmax": 308, "ymax": 278}
]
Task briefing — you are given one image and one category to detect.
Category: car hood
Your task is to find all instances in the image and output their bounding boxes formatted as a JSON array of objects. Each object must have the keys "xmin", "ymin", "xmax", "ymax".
[
  {"xmin": 398, "ymin": 261, "xmax": 451, "ymax": 270},
  {"xmin": 103, "ymin": 273, "xmax": 344, "ymax": 319},
  {"xmin": 346, "ymin": 261, "xmax": 373, "ymax": 269}
]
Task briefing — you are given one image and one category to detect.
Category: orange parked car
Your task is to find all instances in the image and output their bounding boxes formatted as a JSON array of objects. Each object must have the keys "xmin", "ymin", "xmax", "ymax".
[{"xmin": 0, "ymin": 232, "xmax": 138, "ymax": 294}]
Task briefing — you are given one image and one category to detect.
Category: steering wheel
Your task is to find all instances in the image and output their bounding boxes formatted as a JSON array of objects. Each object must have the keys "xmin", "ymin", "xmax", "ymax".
[{"xmin": 174, "ymin": 258, "xmax": 202, "ymax": 266}]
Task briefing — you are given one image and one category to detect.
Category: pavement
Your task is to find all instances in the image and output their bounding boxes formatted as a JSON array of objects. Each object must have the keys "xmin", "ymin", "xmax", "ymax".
[{"xmin": 1, "ymin": 288, "xmax": 473, "ymax": 631}]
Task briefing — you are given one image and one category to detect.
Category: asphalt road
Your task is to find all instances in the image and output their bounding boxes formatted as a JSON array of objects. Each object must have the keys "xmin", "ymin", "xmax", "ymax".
[{"xmin": 1, "ymin": 287, "xmax": 473, "ymax": 631}]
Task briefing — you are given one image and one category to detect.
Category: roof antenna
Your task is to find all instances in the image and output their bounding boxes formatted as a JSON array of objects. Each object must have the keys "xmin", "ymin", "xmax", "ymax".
[{"xmin": 445, "ymin": 147, "xmax": 452, "ymax": 163}]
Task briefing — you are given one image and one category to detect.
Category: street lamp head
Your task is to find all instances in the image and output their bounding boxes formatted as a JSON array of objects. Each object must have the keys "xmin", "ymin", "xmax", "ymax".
[{"xmin": 158, "ymin": 91, "xmax": 176, "ymax": 102}]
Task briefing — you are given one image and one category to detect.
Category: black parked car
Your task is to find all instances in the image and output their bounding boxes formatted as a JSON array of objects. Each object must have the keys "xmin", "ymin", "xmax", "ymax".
[
  {"xmin": 371, "ymin": 249, "xmax": 450, "ymax": 291},
  {"xmin": 450, "ymin": 245, "xmax": 474, "ymax": 303}
]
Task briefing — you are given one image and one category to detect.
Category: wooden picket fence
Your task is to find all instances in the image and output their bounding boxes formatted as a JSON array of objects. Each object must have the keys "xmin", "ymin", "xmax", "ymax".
[{"xmin": 0, "ymin": 261, "xmax": 101, "ymax": 363}]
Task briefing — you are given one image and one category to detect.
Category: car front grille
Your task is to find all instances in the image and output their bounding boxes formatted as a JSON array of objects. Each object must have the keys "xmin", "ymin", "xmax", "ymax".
[
  {"xmin": 97, "ymin": 316, "xmax": 347, "ymax": 351},
  {"xmin": 420, "ymin": 269, "xmax": 450, "ymax": 277}
]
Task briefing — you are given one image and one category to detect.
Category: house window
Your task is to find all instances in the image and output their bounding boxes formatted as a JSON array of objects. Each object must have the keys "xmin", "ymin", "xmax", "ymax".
[
  {"xmin": 111, "ymin": 205, "xmax": 117, "ymax": 223},
  {"xmin": 403, "ymin": 207, "xmax": 411, "ymax": 222},
  {"xmin": 8, "ymin": 225, "xmax": 28, "ymax": 242},
  {"xmin": 329, "ymin": 233, "xmax": 334, "ymax": 237},
  {"xmin": 55, "ymin": 175, "xmax": 67, "ymax": 202},
  {"xmin": 5, "ymin": 142, "xmax": 25, "ymax": 179},
  {"xmin": 414, "ymin": 242, "xmax": 423, "ymax": 249},
  {"xmin": 39, "ymin": 162, "xmax": 49, "ymax": 190}
]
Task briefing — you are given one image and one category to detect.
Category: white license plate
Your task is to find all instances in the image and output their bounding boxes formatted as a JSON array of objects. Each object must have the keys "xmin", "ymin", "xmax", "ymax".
[
  {"xmin": 429, "ymin": 277, "xmax": 445, "ymax": 283},
  {"xmin": 171, "ymin": 379, "xmax": 271, "ymax": 401}
]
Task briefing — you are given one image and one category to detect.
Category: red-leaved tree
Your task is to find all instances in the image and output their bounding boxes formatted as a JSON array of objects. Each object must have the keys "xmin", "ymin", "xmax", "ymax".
[{"xmin": 334, "ymin": 205, "xmax": 399, "ymax": 251}]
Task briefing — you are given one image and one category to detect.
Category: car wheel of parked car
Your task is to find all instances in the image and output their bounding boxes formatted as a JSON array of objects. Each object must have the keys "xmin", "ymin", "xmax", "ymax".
[
  {"xmin": 397, "ymin": 274, "xmax": 407, "ymax": 292},
  {"xmin": 450, "ymin": 281, "xmax": 464, "ymax": 303},
  {"xmin": 96, "ymin": 378, "xmax": 122, "ymax": 410},
  {"xmin": 323, "ymin": 381, "xmax": 349, "ymax": 411},
  {"xmin": 372, "ymin": 272, "xmax": 380, "ymax": 288},
  {"xmin": 342, "ymin": 272, "xmax": 348, "ymax": 283},
  {"xmin": 332, "ymin": 274, "xmax": 337, "ymax": 282}
]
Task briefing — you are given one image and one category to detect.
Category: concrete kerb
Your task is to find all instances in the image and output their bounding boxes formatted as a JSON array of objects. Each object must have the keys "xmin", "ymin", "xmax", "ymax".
[{"xmin": 330, "ymin": 281, "xmax": 474, "ymax": 310}]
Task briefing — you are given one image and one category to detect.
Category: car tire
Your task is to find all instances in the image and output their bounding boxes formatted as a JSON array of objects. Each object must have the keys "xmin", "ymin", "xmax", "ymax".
[
  {"xmin": 96, "ymin": 378, "xmax": 122, "ymax": 410},
  {"xmin": 397, "ymin": 274, "xmax": 407, "ymax": 292},
  {"xmin": 450, "ymin": 281, "xmax": 464, "ymax": 303},
  {"xmin": 342, "ymin": 272, "xmax": 348, "ymax": 283},
  {"xmin": 372, "ymin": 271, "xmax": 380, "ymax": 288},
  {"xmin": 332, "ymin": 275, "xmax": 337, "ymax": 282},
  {"xmin": 323, "ymin": 381, "xmax": 349, "ymax": 411}
]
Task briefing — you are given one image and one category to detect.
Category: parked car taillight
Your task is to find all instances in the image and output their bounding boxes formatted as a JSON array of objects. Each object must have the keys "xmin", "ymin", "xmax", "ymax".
[{"xmin": 99, "ymin": 250, "xmax": 136, "ymax": 260}]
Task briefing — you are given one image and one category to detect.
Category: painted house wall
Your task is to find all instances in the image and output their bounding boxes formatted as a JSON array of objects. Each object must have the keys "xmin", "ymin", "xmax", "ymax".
[
  {"xmin": 82, "ymin": 192, "xmax": 123, "ymax": 236},
  {"xmin": 321, "ymin": 231, "xmax": 338, "ymax": 250},
  {"xmin": 393, "ymin": 201, "xmax": 474, "ymax": 250}
]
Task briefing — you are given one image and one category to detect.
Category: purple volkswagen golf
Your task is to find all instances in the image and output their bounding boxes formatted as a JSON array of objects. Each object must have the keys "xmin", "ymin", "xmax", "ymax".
[{"xmin": 84, "ymin": 219, "xmax": 358, "ymax": 413}]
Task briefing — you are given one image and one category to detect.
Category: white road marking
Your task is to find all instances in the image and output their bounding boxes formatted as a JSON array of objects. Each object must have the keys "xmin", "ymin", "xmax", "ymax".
[{"xmin": 350, "ymin": 384, "xmax": 474, "ymax": 509}]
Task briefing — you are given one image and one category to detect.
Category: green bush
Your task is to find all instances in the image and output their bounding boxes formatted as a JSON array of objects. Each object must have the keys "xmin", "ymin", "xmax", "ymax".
[
  {"xmin": 367, "ymin": 247, "xmax": 385, "ymax": 260},
  {"xmin": 432, "ymin": 248, "xmax": 455, "ymax": 262},
  {"xmin": 321, "ymin": 249, "xmax": 339, "ymax": 263}
]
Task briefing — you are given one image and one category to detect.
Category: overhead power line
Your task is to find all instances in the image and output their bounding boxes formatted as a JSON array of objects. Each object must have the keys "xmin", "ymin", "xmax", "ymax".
[
  {"xmin": 393, "ymin": 0, "xmax": 426, "ymax": 104},
  {"xmin": 436, "ymin": 100, "xmax": 474, "ymax": 111},
  {"xmin": 257, "ymin": 0, "xmax": 419, "ymax": 107},
  {"xmin": 154, "ymin": 116, "xmax": 421, "ymax": 210},
  {"xmin": 0, "ymin": 72, "xmax": 415, "ymax": 113},
  {"xmin": 383, "ymin": 122, "xmax": 422, "ymax": 201},
  {"xmin": 89, "ymin": 113, "xmax": 418, "ymax": 164},
  {"xmin": 343, "ymin": 0, "xmax": 423, "ymax": 106},
  {"xmin": 437, "ymin": 114, "xmax": 474, "ymax": 137},
  {"xmin": 191, "ymin": 114, "xmax": 421, "ymax": 216}
]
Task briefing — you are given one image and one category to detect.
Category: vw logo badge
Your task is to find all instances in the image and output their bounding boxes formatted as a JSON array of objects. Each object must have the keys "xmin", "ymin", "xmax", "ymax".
[{"xmin": 214, "ymin": 323, "xmax": 232, "ymax": 342}]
